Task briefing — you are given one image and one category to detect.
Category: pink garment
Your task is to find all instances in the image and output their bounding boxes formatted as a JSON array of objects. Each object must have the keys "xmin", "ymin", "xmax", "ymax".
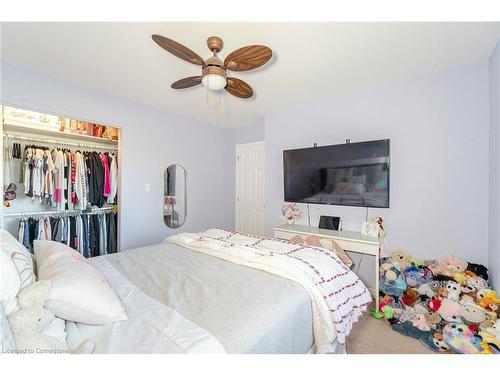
[{"xmin": 100, "ymin": 153, "xmax": 111, "ymax": 197}]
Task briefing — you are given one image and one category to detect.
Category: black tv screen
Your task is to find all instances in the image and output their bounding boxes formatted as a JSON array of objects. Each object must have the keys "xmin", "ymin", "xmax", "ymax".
[{"xmin": 283, "ymin": 139, "xmax": 390, "ymax": 208}]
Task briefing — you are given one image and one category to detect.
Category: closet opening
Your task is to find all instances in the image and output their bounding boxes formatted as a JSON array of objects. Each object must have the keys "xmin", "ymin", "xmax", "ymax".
[{"xmin": 1, "ymin": 105, "xmax": 121, "ymax": 257}]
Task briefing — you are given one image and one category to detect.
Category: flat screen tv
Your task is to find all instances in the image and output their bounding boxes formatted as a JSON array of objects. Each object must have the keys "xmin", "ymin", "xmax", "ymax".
[{"xmin": 283, "ymin": 139, "xmax": 390, "ymax": 208}]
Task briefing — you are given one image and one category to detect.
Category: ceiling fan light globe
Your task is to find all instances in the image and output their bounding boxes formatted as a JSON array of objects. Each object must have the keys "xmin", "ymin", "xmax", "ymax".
[{"xmin": 202, "ymin": 74, "xmax": 227, "ymax": 91}]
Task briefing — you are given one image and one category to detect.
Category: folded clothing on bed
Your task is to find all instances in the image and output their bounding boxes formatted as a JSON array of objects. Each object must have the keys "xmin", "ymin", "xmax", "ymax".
[{"xmin": 166, "ymin": 228, "xmax": 372, "ymax": 352}]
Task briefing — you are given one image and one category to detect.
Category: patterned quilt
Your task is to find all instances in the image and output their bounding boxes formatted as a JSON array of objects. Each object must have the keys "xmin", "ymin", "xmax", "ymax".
[{"xmin": 167, "ymin": 228, "xmax": 372, "ymax": 351}]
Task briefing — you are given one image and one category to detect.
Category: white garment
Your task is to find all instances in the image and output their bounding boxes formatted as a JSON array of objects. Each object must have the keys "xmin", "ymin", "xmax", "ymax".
[
  {"xmin": 38, "ymin": 218, "xmax": 46, "ymax": 240},
  {"xmin": 31, "ymin": 149, "xmax": 44, "ymax": 201},
  {"xmin": 44, "ymin": 150, "xmax": 55, "ymax": 198},
  {"xmin": 66, "ymin": 152, "xmax": 73, "ymax": 211},
  {"xmin": 3, "ymin": 139, "xmax": 12, "ymax": 188},
  {"xmin": 107, "ymin": 154, "xmax": 118, "ymax": 204},
  {"xmin": 74, "ymin": 152, "xmax": 88, "ymax": 210},
  {"xmin": 44, "ymin": 218, "xmax": 52, "ymax": 241},
  {"xmin": 52, "ymin": 149, "xmax": 65, "ymax": 209},
  {"xmin": 18, "ymin": 220, "xmax": 25, "ymax": 244},
  {"xmin": 99, "ymin": 214, "xmax": 107, "ymax": 256}
]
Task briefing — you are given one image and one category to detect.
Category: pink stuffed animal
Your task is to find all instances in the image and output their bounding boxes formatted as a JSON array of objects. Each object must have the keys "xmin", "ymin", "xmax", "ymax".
[
  {"xmin": 411, "ymin": 313, "xmax": 431, "ymax": 331},
  {"xmin": 430, "ymin": 256, "xmax": 468, "ymax": 277},
  {"xmin": 438, "ymin": 298, "xmax": 463, "ymax": 322}
]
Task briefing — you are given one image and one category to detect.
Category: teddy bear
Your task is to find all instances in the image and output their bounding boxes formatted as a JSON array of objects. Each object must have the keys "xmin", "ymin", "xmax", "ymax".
[
  {"xmin": 402, "ymin": 288, "xmax": 420, "ymax": 307},
  {"xmin": 425, "ymin": 311, "xmax": 443, "ymax": 330},
  {"xmin": 429, "ymin": 256, "xmax": 468, "ymax": 278},
  {"xmin": 7, "ymin": 280, "xmax": 94, "ymax": 354},
  {"xmin": 445, "ymin": 280, "xmax": 461, "ymax": 302},
  {"xmin": 391, "ymin": 249, "xmax": 412, "ymax": 269}
]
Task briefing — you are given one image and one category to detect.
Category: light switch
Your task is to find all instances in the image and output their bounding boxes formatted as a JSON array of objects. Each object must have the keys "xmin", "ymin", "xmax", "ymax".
[{"xmin": 144, "ymin": 183, "xmax": 151, "ymax": 192}]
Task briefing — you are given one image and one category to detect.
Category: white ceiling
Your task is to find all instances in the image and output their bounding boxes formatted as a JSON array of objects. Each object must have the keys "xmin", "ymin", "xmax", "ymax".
[{"xmin": 1, "ymin": 22, "xmax": 499, "ymax": 128}]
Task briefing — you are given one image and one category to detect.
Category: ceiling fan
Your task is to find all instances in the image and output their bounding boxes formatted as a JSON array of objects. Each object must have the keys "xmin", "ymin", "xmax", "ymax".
[{"xmin": 151, "ymin": 34, "xmax": 272, "ymax": 99}]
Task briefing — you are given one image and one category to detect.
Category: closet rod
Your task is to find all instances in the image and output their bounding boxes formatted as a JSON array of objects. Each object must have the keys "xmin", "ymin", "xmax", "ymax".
[
  {"xmin": 3, "ymin": 133, "xmax": 118, "ymax": 151},
  {"xmin": 3, "ymin": 207, "xmax": 116, "ymax": 218}
]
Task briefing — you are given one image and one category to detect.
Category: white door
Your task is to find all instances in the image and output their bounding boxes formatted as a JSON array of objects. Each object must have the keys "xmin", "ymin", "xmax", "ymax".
[{"xmin": 235, "ymin": 142, "xmax": 265, "ymax": 235}]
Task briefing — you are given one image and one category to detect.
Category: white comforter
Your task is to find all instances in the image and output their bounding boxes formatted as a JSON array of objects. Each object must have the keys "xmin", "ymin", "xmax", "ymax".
[
  {"xmin": 167, "ymin": 228, "xmax": 372, "ymax": 353},
  {"xmin": 66, "ymin": 240, "xmax": 315, "ymax": 354}
]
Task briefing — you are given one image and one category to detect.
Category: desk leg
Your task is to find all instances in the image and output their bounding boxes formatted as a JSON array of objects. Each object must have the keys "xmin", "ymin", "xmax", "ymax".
[{"xmin": 374, "ymin": 252, "xmax": 379, "ymax": 309}]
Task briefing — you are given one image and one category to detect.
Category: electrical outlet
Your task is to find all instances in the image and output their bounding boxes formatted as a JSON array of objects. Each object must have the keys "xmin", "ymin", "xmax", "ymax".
[{"xmin": 144, "ymin": 183, "xmax": 151, "ymax": 192}]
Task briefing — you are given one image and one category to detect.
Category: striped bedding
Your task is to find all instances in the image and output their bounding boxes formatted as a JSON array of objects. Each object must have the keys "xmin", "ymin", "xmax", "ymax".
[{"xmin": 167, "ymin": 228, "xmax": 372, "ymax": 352}]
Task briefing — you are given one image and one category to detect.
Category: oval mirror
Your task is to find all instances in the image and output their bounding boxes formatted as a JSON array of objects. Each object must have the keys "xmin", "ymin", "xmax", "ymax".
[{"xmin": 163, "ymin": 164, "xmax": 187, "ymax": 228}]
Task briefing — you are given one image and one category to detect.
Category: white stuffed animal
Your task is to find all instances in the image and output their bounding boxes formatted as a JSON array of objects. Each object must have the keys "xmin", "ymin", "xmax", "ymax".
[
  {"xmin": 445, "ymin": 280, "xmax": 461, "ymax": 302},
  {"xmin": 486, "ymin": 319, "xmax": 500, "ymax": 341},
  {"xmin": 7, "ymin": 280, "xmax": 94, "ymax": 354}
]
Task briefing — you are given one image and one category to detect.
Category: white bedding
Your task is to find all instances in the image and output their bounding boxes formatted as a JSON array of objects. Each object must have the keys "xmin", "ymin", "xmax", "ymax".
[
  {"xmin": 168, "ymin": 229, "xmax": 371, "ymax": 352},
  {"xmin": 66, "ymin": 228, "xmax": 370, "ymax": 354},
  {"xmin": 66, "ymin": 242, "xmax": 316, "ymax": 354}
]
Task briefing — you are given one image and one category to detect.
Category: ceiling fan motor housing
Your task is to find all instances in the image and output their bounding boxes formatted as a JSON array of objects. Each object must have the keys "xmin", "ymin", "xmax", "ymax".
[{"xmin": 202, "ymin": 65, "xmax": 226, "ymax": 79}]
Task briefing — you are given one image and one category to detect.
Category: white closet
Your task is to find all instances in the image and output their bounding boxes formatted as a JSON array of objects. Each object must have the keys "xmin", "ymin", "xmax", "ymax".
[{"xmin": 0, "ymin": 105, "xmax": 121, "ymax": 256}]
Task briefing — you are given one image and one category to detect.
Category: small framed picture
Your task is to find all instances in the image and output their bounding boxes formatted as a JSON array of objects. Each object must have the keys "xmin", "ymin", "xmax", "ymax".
[{"xmin": 361, "ymin": 221, "xmax": 380, "ymax": 237}]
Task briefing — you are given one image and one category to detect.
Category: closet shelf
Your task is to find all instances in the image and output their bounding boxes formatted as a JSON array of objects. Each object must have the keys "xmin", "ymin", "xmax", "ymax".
[{"xmin": 3, "ymin": 122, "xmax": 119, "ymax": 148}]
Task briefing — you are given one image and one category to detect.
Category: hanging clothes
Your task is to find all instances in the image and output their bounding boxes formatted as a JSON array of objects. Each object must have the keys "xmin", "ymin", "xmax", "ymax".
[
  {"xmin": 3, "ymin": 138, "xmax": 12, "ymax": 188},
  {"xmin": 98, "ymin": 213, "xmax": 107, "ymax": 256},
  {"xmin": 106, "ymin": 212, "xmax": 117, "ymax": 254},
  {"xmin": 17, "ymin": 209, "xmax": 116, "ymax": 257},
  {"xmin": 75, "ymin": 151, "xmax": 88, "ymax": 209},
  {"xmin": 89, "ymin": 214, "xmax": 100, "ymax": 258},
  {"xmin": 107, "ymin": 154, "xmax": 118, "ymax": 204},
  {"xmin": 18, "ymin": 220, "xmax": 25, "ymax": 244},
  {"xmin": 52, "ymin": 149, "xmax": 64, "ymax": 207},
  {"xmin": 100, "ymin": 153, "xmax": 111, "ymax": 198}
]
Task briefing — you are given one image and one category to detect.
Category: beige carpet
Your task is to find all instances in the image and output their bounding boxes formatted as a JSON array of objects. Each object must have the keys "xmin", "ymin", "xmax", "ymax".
[{"xmin": 346, "ymin": 307, "xmax": 436, "ymax": 354}]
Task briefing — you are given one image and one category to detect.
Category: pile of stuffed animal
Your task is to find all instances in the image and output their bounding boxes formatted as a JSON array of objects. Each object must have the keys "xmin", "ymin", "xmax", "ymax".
[{"xmin": 373, "ymin": 250, "xmax": 500, "ymax": 354}]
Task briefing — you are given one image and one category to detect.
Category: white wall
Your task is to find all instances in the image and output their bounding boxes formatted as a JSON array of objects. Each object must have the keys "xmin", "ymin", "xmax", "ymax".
[
  {"xmin": 489, "ymin": 41, "xmax": 500, "ymax": 288},
  {"xmin": 0, "ymin": 63, "xmax": 234, "ymax": 250},
  {"xmin": 265, "ymin": 62, "xmax": 490, "ymax": 288}
]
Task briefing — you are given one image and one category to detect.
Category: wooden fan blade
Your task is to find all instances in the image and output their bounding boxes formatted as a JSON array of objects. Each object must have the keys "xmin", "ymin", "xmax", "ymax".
[
  {"xmin": 171, "ymin": 76, "xmax": 203, "ymax": 89},
  {"xmin": 225, "ymin": 77, "xmax": 253, "ymax": 98},
  {"xmin": 152, "ymin": 34, "xmax": 205, "ymax": 66},
  {"xmin": 224, "ymin": 45, "xmax": 272, "ymax": 71}
]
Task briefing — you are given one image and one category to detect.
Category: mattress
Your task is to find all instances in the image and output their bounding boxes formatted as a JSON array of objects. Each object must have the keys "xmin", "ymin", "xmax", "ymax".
[{"xmin": 65, "ymin": 242, "xmax": 318, "ymax": 354}]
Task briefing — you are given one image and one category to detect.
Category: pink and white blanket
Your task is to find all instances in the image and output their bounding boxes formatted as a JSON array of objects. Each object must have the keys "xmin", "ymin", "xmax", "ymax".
[{"xmin": 166, "ymin": 228, "xmax": 372, "ymax": 352}]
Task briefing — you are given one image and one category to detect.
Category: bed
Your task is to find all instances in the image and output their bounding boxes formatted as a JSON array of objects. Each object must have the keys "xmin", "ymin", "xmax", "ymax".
[
  {"xmin": 66, "ymin": 242, "xmax": 315, "ymax": 354},
  {"xmin": 2, "ymin": 228, "xmax": 371, "ymax": 354},
  {"xmin": 64, "ymin": 228, "xmax": 371, "ymax": 354}
]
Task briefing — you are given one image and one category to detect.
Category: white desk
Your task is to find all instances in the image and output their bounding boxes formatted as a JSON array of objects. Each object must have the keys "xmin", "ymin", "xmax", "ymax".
[{"xmin": 274, "ymin": 224, "xmax": 382, "ymax": 308}]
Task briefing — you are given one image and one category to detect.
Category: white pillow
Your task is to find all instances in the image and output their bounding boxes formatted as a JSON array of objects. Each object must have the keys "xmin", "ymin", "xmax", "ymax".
[
  {"xmin": 0, "ymin": 229, "xmax": 36, "ymax": 315},
  {"xmin": 34, "ymin": 240, "xmax": 127, "ymax": 325}
]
